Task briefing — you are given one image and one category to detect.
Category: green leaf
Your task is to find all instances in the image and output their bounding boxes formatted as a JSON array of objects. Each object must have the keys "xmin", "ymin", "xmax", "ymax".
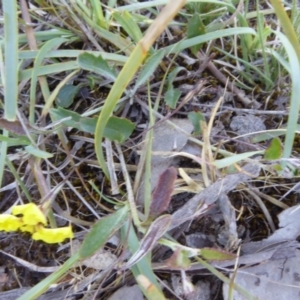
[
  {"xmin": 167, "ymin": 67, "xmax": 185, "ymax": 84},
  {"xmin": 77, "ymin": 53, "xmax": 117, "ymax": 80},
  {"xmin": 264, "ymin": 137, "xmax": 282, "ymax": 160},
  {"xmin": 79, "ymin": 206, "xmax": 128, "ymax": 259},
  {"xmin": 24, "ymin": 145, "xmax": 53, "ymax": 159},
  {"xmin": 56, "ymin": 84, "xmax": 83, "ymax": 108},
  {"xmin": 165, "ymin": 86, "xmax": 181, "ymax": 109},
  {"xmin": 164, "ymin": 67, "xmax": 184, "ymax": 108},
  {"xmin": 188, "ymin": 111, "xmax": 205, "ymax": 135},
  {"xmin": 200, "ymin": 248, "xmax": 236, "ymax": 261},
  {"xmin": 0, "ymin": 135, "xmax": 30, "ymax": 147},
  {"xmin": 50, "ymin": 108, "xmax": 135, "ymax": 142},
  {"xmin": 134, "ymin": 49, "xmax": 165, "ymax": 90},
  {"xmin": 186, "ymin": 13, "xmax": 206, "ymax": 54},
  {"xmin": 112, "ymin": 10, "xmax": 143, "ymax": 43},
  {"xmin": 105, "ymin": 116, "xmax": 136, "ymax": 143}
]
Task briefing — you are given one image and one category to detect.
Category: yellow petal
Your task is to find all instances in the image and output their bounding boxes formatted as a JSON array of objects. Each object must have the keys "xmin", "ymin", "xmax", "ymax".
[
  {"xmin": 0, "ymin": 215, "xmax": 22, "ymax": 232},
  {"xmin": 20, "ymin": 225, "xmax": 35, "ymax": 233},
  {"xmin": 32, "ymin": 226, "xmax": 74, "ymax": 244},
  {"xmin": 12, "ymin": 203, "xmax": 47, "ymax": 226}
]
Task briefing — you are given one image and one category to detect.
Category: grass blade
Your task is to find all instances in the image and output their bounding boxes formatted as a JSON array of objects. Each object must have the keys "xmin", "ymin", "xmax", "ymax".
[
  {"xmin": 17, "ymin": 253, "xmax": 80, "ymax": 300},
  {"xmin": 3, "ymin": 0, "xmax": 18, "ymax": 121},
  {"xmin": 94, "ymin": 0, "xmax": 187, "ymax": 178},
  {"xmin": 271, "ymin": 30, "xmax": 300, "ymax": 169}
]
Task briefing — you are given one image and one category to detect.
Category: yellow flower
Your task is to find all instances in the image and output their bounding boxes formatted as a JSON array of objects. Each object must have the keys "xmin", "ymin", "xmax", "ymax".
[
  {"xmin": 32, "ymin": 226, "xmax": 74, "ymax": 244},
  {"xmin": 0, "ymin": 215, "xmax": 23, "ymax": 232},
  {"xmin": 20, "ymin": 224, "xmax": 35, "ymax": 233},
  {"xmin": 12, "ymin": 203, "xmax": 47, "ymax": 226}
]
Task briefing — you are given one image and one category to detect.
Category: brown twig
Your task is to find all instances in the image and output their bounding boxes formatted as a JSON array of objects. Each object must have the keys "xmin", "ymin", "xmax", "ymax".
[{"xmin": 197, "ymin": 52, "xmax": 260, "ymax": 108}]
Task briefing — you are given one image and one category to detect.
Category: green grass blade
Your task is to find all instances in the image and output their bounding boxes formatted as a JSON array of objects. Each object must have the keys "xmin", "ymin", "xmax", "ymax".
[
  {"xmin": 164, "ymin": 27, "xmax": 256, "ymax": 54},
  {"xmin": 19, "ymin": 61, "xmax": 79, "ymax": 81},
  {"xmin": 94, "ymin": 1, "xmax": 186, "ymax": 178},
  {"xmin": 5, "ymin": 158, "xmax": 32, "ymax": 202},
  {"xmin": 69, "ymin": 1, "xmax": 134, "ymax": 55},
  {"xmin": 272, "ymin": 31, "xmax": 300, "ymax": 169},
  {"xmin": 214, "ymin": 151, "xmax": 264, "ymax": 169},
  {"xmin": 3, "ymin": 0, "xmax": 18, "ymax": 121},
  {"xmin": 89, "ymin": 0, "xmax": 106, "ymax": 28},
  {"xmin": 19, "ymin": 50, "xmax": 127, "ymax": 63},
  {"xmin": 29, "ymin": 38, "xmax": 67, "ymax": 124},
  {"xmin": 121, "ymin": 220, "xmax": 163, "ymax": 295},
  {"xmin": 112, "ymin": 10, "xmax": 143, "ymax": 43},
  {"xmin": 270, "ymin": 0, "xmax": 300, "ymax": 61},
  {"xmin": 17, "ymin": 252, "xmax": 80, "ymax": 300},
  {"xmin": 196, "ymin": 257, "xmax": 258, "ymax": 300},
  {"xmin": 215, "ymin": 47, "xmax": 274, "ymax": 88}
]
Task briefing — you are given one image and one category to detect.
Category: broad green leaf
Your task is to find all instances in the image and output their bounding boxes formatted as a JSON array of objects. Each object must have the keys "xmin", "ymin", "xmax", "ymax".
[
  {"xmin": 134, "ymin": 49, "xmax": 165, "ymax": 90},
  {"xmin": 79, "ymin": 206, "xmax": 128, "ymax": 258},
  {"xmin": 50, "ymin": 108, "xmax": 135, "ymax": 142},
  {"xmin": 113, "ymin": 10, "xmax": 143, "ymax": 43},
  {"xmin": 80, "ymin": 118, "xmax": 124, "ymax": 142},
  {"xmin": 56, "ymin": 84, "xmax": 84, "ymax": 108},
  {"xmin": 186, "ymin": 13, "xmax": 206, "ymax": 54},
  {"xmin": 165, "ymin": 86, "xmax": 181, "ymax": 108},
  {"xmin": 77, "ymin": 53, "xmax": 117, "ymax": 80},
  {"xmin": 200, "ymin": 248, "xmax": 236, "ymax": 261},
  {"xmin": 264, "ymin": 137, "xmax": 282, "ymax": 160},
  {"xmin": 104, "ymin": 116, "xmax": 135, "ymax": 143},
  {"xmin": 24, "ymin": 145, "xmax": 53, "ymax": 159},
  {"xmin": 50, "ymin": 107, "xmax": 80, "ymax": 124},
  {"xmin": 188, "ymin": 111, "xmax": 205, "ymax": 135}
]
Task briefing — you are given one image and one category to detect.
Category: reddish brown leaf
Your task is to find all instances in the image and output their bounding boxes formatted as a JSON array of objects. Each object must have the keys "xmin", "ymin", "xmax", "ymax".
[
  {"xmin": 149, "ymin": 167, "xmax": 177, "ymax": 218},
  {"xmin": 0, "ymin": 118, "xmax": 27, "ymax": 135},
  {"xmin": 166, "ymin": 248, "xmax": 191, "ymax": 270}
]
